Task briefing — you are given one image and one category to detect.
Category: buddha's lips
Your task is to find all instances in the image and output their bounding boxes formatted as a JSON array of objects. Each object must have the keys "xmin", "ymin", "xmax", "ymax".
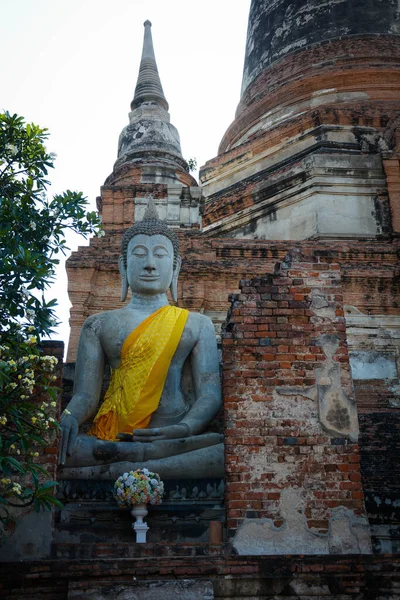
[{"xmin": 139, "ymin": 276, "xmax": 159, "ymax": 281}]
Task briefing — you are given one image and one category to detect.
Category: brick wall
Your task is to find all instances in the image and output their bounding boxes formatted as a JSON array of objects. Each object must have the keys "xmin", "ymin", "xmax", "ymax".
[
  {"xmin": 357, "ymin": 384, "xmax": 400, "ymax": 553},
  {"xmin": 1, "ymin": 552, "xmax": 400, "ymax": 599},
  {"xmin": 222, "ymin": 251, "xmax": 371, "ymax": 554},
  {"xmin": 66, "ymin": 237, "xmax": 400, "ymax": 361}
]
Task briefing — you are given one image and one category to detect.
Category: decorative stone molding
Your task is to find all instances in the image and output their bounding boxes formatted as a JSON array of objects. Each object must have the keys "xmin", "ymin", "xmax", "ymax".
[{"xmin": 134, "ymin": 185, "xmax": 204, "ymax": 228}]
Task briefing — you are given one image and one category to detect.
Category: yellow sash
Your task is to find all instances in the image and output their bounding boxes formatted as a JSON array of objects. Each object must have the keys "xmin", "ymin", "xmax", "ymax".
[{"xmin": 89, "ymin": 305, "xmax": 189, "ymax": 441}]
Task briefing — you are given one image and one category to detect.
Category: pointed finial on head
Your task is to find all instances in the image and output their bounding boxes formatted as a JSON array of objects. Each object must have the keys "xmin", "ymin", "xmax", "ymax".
[
  {"xmin": 143, "ymin": 195, "xmax": 160, "ymax": 221},
  {"xmin": 144, "ymin": 20, "xmax": 152, "ymax": 27}
]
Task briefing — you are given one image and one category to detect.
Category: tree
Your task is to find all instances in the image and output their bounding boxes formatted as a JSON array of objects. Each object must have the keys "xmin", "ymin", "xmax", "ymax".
[
  {"xmin": 186, "ymin": 157, "xmax": 197, "ymax": 173},
  {"xmin": 0, "ymin": 111, "xmax": 102, "ymax": 531}
]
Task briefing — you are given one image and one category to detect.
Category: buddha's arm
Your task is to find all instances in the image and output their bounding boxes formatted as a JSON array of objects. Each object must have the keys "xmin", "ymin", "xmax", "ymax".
[
  {"xmin": 180, "ymin": 316, "xmax": 221, "ymax": 435},
  {"xmin": 58, "ymin": 316, "xmax": 105, "ymax": 464}
]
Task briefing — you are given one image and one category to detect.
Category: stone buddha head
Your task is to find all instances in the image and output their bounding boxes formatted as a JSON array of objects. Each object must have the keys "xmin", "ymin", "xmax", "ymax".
[{"xmin": 119, "ymin": 199, "xmax": 181, "ymax": 302}]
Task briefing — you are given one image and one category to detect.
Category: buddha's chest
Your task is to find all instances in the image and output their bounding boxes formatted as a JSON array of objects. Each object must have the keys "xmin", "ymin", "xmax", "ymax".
[{"xmin": 101, "ymin": 311, "xmax": 196, "ymax": 368}]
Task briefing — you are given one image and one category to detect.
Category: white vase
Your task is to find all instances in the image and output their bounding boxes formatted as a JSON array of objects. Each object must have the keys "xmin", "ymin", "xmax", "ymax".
[{"xmin": 131, "ymin": 503, "xmax": 149, "ymax": 543}]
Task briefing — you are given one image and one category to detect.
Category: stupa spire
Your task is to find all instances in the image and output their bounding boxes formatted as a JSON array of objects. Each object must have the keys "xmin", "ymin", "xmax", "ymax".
[
  {"xmin": 114, "ymin": 20, "xmax": 192, "ymax": 179},
  {"xmin": 131, "ymin": 20, "xmax": 169, "ymax": 111}
]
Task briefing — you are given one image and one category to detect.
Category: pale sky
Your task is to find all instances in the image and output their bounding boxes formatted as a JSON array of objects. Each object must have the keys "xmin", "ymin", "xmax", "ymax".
[{"xmin": 1, "ymin": 0, "xmax": 251, "ymax": 355}]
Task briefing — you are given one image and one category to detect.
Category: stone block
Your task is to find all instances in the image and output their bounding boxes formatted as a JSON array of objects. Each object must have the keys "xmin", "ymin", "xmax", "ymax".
[
  {"xmin": 0, "ymin": 510, "xmax": 53, "ymax": 561},
  {"xmin": 68, "ymin": 580, "xmax": 214, "ymax": 600},
  {"xmin": 350, "ymin": 351, "xmax": 398, "ymax": 380}
]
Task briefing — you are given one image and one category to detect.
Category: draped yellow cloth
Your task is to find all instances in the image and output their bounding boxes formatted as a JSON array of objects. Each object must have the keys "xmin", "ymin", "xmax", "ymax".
[{"xmin": 89, "ymin": 305, "xmax": 189, "ymax": 441}]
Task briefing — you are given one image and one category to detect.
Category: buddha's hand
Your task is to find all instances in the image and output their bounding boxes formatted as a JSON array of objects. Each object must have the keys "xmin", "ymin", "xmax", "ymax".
[
  {"xmin": 59, "ymin": 413, "xmax": 79, "ymax": 465},
  {"xmin": 131, "ymin": 424, "xmax": 191, "ymax": 442}
]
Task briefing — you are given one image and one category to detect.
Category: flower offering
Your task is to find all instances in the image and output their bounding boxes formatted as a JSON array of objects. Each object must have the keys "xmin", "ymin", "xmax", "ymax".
[{"xmin": 113, "ymin": 468, "xmax": 164, "ymax": 508}]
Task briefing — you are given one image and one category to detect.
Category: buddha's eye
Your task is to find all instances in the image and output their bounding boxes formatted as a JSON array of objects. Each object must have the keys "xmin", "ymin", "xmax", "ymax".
[
  {"xmin": 154, "ymin": 248, "xmax": 168, "ymax": 258},
  {"xmin": 132, "ymin": 249, "xmax": 147, "ymax": 258}
]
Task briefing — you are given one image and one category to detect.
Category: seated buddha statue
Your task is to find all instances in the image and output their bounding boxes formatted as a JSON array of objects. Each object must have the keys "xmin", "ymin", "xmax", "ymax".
[{"xmin": 58, "ymin": 200, "xmax": 223, "ymax": 480}]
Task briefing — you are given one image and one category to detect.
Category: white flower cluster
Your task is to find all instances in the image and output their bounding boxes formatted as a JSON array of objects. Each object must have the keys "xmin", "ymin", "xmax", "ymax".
[
  {"xmin": 5, "ymin": 143, "xmax": 17, "ymax": 155},
  {"xmin": 39, "ymin": 355, "xmax": 58, "ymax": 370},
  {"xmin": 0, "ymin": 478, "xmax": 22, "ymax": 496},
  {"xmin": 0, "ymin": 346, "xmax": 59, "ymax": 428},
  {"xmin": 12, "ymin": 482, "xmax": 22, "ymax": 495},
  {"xmin": 113, "ymin": 468, "xmax": 164, "ymax": 508},
  {"xmin": 0, "ymin": 331, "xmax": 60, "ymax": 484},
  {"xmin": 30, "ymin": 411, "xmax": 57, "ymax": 430}
]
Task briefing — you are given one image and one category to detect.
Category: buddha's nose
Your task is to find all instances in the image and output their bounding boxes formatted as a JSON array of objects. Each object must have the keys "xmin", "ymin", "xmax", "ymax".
[
  {"xmin": 144, "ymin": 264, "xmax": 156, "ymax": 273},
  {"xmin": 144, "ymin": 257, "xmax": 156, "ymax": 272}
]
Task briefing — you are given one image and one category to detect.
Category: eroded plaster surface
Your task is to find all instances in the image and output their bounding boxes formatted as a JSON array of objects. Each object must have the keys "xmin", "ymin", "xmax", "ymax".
[
  {"xmin": 351, "ymin": 351, "xmax": 398, "ymax": 381},
  {"xmin": 277, "ymin": 313, "xmax": 359, "ymax": 441},
  {"xmin": 233, "ymin": 489, "xmax": 372, "ymax": 555}
]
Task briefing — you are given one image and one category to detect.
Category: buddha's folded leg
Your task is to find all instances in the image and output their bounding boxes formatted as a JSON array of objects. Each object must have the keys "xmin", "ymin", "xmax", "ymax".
[
  {"xmin": 60, "ymin": 432, "xmax": 223, "ymax": 468},
  {"xmin": 141, "ymin": 432, "xmax": 223, "ymax": 461},
  {"xmin": 58, "ymin": 443, "xmax": 224, "ymax": 480}
]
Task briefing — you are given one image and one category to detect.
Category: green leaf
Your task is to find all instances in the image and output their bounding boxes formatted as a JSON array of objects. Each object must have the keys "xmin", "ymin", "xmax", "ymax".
[
  {"xmin": 29, "ymin": 463, "xmax": 49, "ymax": 477},
  {"xmin": 31, "ymin": 471, "xmax": 39, "ymax": 488},
  {"xmin": 4, "ymin": 457, "xmax": 25, "ymax": 473},
  {"xmin": 47, "ymin": 496, "xmax": 64, "ymax": 509},
  {"xmin": 38, "ymin": 480, "xmax": 58, "ymax": 491}
]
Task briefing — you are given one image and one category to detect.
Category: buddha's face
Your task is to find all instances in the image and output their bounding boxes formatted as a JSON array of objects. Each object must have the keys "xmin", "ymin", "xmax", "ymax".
[{"xmin": 126, "ymin": 233, "xmax": 174, "ymax": 295}]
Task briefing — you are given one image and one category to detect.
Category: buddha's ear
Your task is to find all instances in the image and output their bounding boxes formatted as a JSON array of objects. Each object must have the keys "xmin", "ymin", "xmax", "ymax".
[
  {"xmin": 170, "ymin": 256, "xmax": 182, "ymax": 304},
  {"xmin": 118, "ymin": 255, "xmax": 128, "ymax": 302}
]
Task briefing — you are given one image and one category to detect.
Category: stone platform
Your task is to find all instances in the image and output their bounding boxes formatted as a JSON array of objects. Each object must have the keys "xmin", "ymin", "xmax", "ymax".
[
  {"xmin": 68, "ymin": 579, "xmax": 214, "ymax": 600},
  {"xmin": 55, "ymin": 478, "xmax": 224, "ymax": 545},
  {"xmin": 2, "ymin": 551, "xmax": 400, "ymax": 599}
]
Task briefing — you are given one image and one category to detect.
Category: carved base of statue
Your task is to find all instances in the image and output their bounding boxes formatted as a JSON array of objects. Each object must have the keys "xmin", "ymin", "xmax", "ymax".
[{"xmin": 54, "ymin": 478, "xmax": 225, "ymax": 548}]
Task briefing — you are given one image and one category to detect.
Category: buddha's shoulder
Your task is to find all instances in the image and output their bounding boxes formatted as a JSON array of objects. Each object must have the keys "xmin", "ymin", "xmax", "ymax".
[
  {"xmin": 81, "ymin": 308, "xmax": 128, "ymax": 335},
  {"xmin": 185, "ymin": 311, "xmax": 215, "ymax": 336}
]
